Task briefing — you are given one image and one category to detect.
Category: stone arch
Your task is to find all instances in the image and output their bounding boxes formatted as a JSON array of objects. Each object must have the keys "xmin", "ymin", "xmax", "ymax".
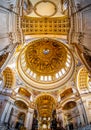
[
  {"xmin": 77, "ymin": 66, "xmax": 89, "ymax": 90},
  {"xmin": 2, "ymin": 67, "xmax": 15, "ymax": 88},
  {"xmin": 13, "ymin": 86, "xmax": 34, "ymax": 101},
  {"xmin": 61, "ymin": 97, "xmax": 76, "ymax": 108},
  {"xmin": 14, "ymin": 98, "xmax": 29, "ymax": 108},
  {"xmin": 59, "ymin": 87, "xmax": 73, "ymax": 101},
  {"xmin": 15, "ymin": 111, "xmax": 26, "ymax": 129},
  {"xmin": 35, "ymin": 93, "xmax": 56, "ymax": 118},
  {"xmin": 35, "ymin": 93, "xmax": 56, "ymax": 104},
  {"xmin": 62, "ymin": 101, "xmax": 77, "ymax": 110}
]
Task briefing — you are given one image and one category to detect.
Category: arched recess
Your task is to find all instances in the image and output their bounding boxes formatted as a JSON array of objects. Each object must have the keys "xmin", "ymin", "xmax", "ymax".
[
  {"xmin": 35, "ymin": 93, "xmax": 56, "ymax": 106},
  {"xmin": 60, "ymin": 87, "xmax": 73, "ymax": 101},
  {"xmin": 13, "ymin": 86, "xmax": 34, "ymax": 102},
  {"xmin": 9, "ymin": 108, "xmax": 26, "ymax": 129},
  {"xmin": 17, "ymin": 112, "xmax": 26, "ymax": 123},
  {"xmin": 14, "ymin": 100, "xmax": 28, "ymax": 110},
  {"xmin": 18, "ymin": 87, "xmax": 31, "ymax": 99},
  {"xmin": 60, "ymin": 97, "xmax": 76, "ymax": 108},
  {"xmin": 62, "ymin": 101, "xmax": 76, "ymax": 110},
  {"xmin": 61, "ymin": 100, "xmax": 80, "ymax": 129},
  {"xmin": 2, "ymin": 67, "xmax": 15, "ymax": 88},
  {"xmin": 77, "ymin": 66, "xmax": 89, "ymax": 91}
]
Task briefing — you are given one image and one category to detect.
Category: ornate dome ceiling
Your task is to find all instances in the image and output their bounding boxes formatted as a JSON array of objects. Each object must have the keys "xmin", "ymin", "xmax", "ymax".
[
  {"xmin": 25, "ymin": 38, "xmax": 67, "ymax": 75},
  {"xmin": 17, "ymin": 38, "xmax": 75, "ymax": 91}
]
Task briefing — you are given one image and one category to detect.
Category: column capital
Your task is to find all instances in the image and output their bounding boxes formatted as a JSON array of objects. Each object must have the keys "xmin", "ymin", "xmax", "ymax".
[
  {"xmin": 28, "ymin": 108, "xmax": 34, "ymax": 113},
  {"xmin": 8, "ymin": 98, "xmax": 15, "ymax": 104}
]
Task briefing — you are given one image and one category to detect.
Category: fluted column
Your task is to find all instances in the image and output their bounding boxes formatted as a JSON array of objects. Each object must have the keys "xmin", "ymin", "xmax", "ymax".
[
  {"xmin": 0, "ymin": 100, "xmax": 10, "ymax": 123},
  {"xmin": 5, "ymin": 101, "xmax": 13, "ymax": 123},
  {"xmin": 56, "ymin": 109, "xmax": 65, "ymax": 127},
  {"xmin": 77, "ymin": 100, "xmax": 86, "ymax": 125},
  {"xmin": 25, "ymin": 108, "xmax": 34, "ymax": 130},
  {"xmin": 0, "ymin": 99, "xmax": 14, "ymax": 123}
]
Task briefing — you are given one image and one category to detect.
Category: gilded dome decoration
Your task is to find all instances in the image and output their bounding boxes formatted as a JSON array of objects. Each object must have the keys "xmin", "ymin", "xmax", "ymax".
[
  {"xmin": 17, "ymin": 38, "xmax": 75, "ymax": 91},
  {"xmin": 25, "ymin": 38, "xmax": 67, "ymax": 75}
]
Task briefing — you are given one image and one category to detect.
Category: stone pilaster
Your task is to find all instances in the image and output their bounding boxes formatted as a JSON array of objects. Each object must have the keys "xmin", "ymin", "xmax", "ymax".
[
  {"xmin": 77, "ymin": 100, "xmax": 87, "ymax": 125},
  {"xmin": 25, "ymin": 108, "xmax": 34, "ymax": 130},
  {"xmin": 0, "ymin": 101, "xmax": 10, "ymax": 123},
  {"xmin": 5, "ymin": 102, "xmax": 13, "ymax": 123}
]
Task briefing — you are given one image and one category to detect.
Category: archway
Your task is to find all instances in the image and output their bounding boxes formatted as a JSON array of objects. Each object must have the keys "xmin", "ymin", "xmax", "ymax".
[
  {"xmin": 13, "ymin": 100, "xmax": 28, "ymax": 129},
  {"xmin": 15, "ymin": 112, "xmax": 26, "ymax": 129},
  {"xmin": 35, "ymin": 94, "xmax": 56, "ymax": 130},
  {"xmin": 62, "ymin": 101, "xmax": 80, "ymax": 130}
]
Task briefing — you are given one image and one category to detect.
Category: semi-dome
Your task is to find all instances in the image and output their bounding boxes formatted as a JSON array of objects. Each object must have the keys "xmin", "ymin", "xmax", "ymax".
[{"xmin": 17, "ymin": 38, "xmax": 75, "ymax": 91}]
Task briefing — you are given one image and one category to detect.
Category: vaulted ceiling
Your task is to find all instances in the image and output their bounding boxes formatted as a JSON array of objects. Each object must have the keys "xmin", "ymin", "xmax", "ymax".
[{"xmin": 0, "ymin": 0, "xmax": 91, "ymax": 118}]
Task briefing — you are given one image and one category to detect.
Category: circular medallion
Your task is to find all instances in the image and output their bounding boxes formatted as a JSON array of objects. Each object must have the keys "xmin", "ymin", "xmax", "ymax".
[{"xmin": 34, "ymin": 0, "xmax": 57, "ymax": 17}]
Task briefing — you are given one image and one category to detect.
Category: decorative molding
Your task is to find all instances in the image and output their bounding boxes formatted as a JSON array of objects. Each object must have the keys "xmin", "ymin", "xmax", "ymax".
[{"xmin": 34, "ymin": 0, "xmax": 57, "ymax": 17}]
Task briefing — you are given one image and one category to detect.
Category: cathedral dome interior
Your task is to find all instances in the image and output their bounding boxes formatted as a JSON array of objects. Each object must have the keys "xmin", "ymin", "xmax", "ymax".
[
  {"xmin": 0, "ymin": 0, "xmax": 91, "ymax": 130},
  {"xmin": 17, "ymin": 38, "xmax": 74, "ymax": 91}
]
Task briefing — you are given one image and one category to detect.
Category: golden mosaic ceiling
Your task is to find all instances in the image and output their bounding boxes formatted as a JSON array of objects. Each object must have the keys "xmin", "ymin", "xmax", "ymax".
[
  {"xmin": 25, "ymin": 38, "xmax": 67, "ymax": 75},
  {"xmin": 17, "ymin": 38, "xmax": 74, "ymax": 91}
]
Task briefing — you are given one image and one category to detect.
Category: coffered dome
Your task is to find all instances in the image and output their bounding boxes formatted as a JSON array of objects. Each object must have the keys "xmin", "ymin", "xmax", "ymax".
[{"xmin": 17, "ymin": 38, "xmax": 75, "ymax": 91}]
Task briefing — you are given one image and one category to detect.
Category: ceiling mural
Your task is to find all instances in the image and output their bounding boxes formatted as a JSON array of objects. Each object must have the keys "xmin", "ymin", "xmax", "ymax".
[
  {"xmin": 25, "ymin": 38, "xmax": 67, "ymax": 75},
  {"xmin": 17, "ymin": 38, "xmax": 75, "ymax": 91}
]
